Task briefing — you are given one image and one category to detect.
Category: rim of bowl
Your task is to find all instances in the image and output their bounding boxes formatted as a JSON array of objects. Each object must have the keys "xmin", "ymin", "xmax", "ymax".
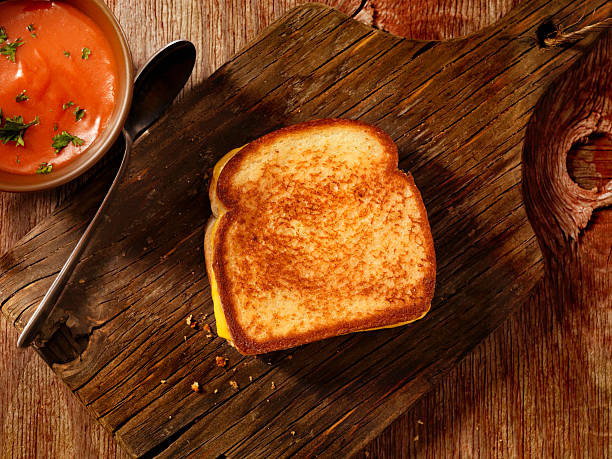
[{"xmin": 0, "ymin": 0, "xmax": 134, "ymax": 192}]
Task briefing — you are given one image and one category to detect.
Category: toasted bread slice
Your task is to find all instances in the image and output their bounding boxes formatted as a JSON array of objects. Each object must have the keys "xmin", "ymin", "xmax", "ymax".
[{"xmin": 205, "ymin": 119, "xmax": 435, "ymax": 355}]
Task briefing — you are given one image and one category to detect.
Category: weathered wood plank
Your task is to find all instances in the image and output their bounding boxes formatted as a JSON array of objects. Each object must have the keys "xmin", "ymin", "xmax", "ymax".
[
  {"xmin": 1, "ymin": 1, "xmax": 610, "ymax": 458},
  {"xmin": 363, "ymin": 30, "xmax": 612, "ymax": 457}
]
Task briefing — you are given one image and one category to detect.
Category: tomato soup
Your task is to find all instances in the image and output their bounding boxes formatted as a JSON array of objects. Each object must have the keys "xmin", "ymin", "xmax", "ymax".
[{"xmin": 0, "ymin": 0, "xmax": 118, "ymax": 175}]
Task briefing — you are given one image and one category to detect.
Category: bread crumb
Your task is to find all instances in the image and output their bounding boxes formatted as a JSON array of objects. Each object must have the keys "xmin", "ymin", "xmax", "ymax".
[
  {"xmin": 414, "ymin": 435, "xmax": 419, "ymax": 441},
  {"xmin": 271, "ymin": 381, "xmax": 276, "ymax": 390},
  {"xmin": 214, "ymin": 388, "xmax": 218, "ymax": 394},
  {"xmin": 249, "ymin": 376, "xmax": 253, "ymax": 382},
  {"xmin": 78, "ymin": 279, "xmax": 85, "ymax": 284},
  {"xmin": 216, "ymin": 356, "xmax": 228, "ymax": 367},
  {"xmin": 191, "ymin": 382, "xmax": 200, "ymax": 392},
  {"xmin": 160, "ymin": 380, "xmax": 167, "ymax": 384},
  {"xmin": 187, "ymin": 314, "xmax": 199, "ymax": 329},
  {"xmin": 206, "ymin": 334, "xmax": 213, "ymax": 338},
  {"xmin": 417, "ymin": 420, "xmax": 424, "ymax": 425},
  {"xmin": 229, "ymin": 380, "xmax": 238, "ymax": 390},
  {"xmin": 291, "ymin": 431, "xmax": 295, "ymax": 436},
  {"xmin": 203, "ymin": 323, "xmax": 212, "ymax": 333},
  {"xmin": 168, "ymin": 415, "xmax": 172, "ymax": 419}
]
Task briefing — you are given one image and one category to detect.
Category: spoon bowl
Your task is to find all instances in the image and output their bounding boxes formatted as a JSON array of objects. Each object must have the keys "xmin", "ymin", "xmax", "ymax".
[{"xmin": 126, "ymin": 40, "xmax": 196, "ymax": 140}]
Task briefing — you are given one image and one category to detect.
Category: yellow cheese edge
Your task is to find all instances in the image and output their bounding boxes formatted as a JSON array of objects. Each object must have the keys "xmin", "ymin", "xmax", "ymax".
[
  {"xmin": 207, "ymin": 145, "xmax": 431, "ymax": 343},
  {"xmin": 210, "ymin": 217, "xmax": 230, "ymax": 339},
  {"xmin": 209, "ymin": 146, "xmax": 245, "ymax": 340}
]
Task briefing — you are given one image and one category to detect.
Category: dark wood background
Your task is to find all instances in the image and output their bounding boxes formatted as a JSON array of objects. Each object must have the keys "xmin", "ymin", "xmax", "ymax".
[{"xmin": 1, "ymin": 1, "xmax": 610, "ymax": 457}]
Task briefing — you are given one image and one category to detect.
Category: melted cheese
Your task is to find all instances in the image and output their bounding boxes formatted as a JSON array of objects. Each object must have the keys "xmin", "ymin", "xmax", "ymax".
[
  {"xmin": 210, "ymin": 217, "xmax": 230, "ymax": 339},
  {"xmin": 209, "ymin": 146, "xmax": 246, "ymax": 340},
  {"xmin": 208, "ymin": 146, "xmax": 429, "ymax": 343}
]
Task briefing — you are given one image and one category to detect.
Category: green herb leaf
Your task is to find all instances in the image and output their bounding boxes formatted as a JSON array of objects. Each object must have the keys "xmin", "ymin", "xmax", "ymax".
[
  {"xmin": 53, "ymin": 122, "xmax": 58, "ymax": 131},
  {"xmin": 36, "ymin": 162, "xmax": 52, "ymax": 174},
  {"xmin": 81, "ymin": 47, "xmax": 91, "ymax": 59},
  {"xmin": 63, "ymin": 50, "xmax": 70, "ymax": 57},
  {"xmin": 26, "ymin": 24, "xmax": 35, "ymax": 32},
  {"xmin": 0, "ymin": 26, "xmax": 7, "ymax": 43},
  {"xmin": 15, "ymin": 90, "xmax": 28, "ymax": 102},
  {"xmin": 52, "ymin": 131, "xmax": 84, "ymax": 154},
  {"xmin": 1, "ymin": 38, "xmax": 24, "ymax": 63},
  {"xmin": 30, "ymin": 33, "xmax": 37, "ymax": 38},
  {"xmin": 62, "ymin": 101, "xmax": 74, "ymax": 111},
  {"xmin": 74, "ymin": 106, "xmax": 86, "ymax": 122},
  {"xmin": 0, "ymin": 113, "xmax": 39, "ymax": 147}
]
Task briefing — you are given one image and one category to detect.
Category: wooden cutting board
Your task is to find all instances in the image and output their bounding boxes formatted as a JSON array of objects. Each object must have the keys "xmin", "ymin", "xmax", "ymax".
[{"xmin": 1, "ymin": 1, "xmax": 609, "ymax": 457}]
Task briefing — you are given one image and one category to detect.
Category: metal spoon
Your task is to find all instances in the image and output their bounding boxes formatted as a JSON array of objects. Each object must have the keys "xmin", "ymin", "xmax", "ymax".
[{"xmin": 17, "ymin": 40, "xmax": 197, "ymax": 348}]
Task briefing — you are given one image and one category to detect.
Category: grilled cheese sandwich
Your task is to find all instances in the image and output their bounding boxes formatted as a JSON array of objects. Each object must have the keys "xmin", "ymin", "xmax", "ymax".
[{"xmin": 205, "ymin": 119, "xmax": 436, "ymax": 355}]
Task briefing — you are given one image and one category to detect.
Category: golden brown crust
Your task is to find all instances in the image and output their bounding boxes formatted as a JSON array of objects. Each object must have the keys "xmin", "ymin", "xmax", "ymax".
[
  {"xmin": 217, "ymin": 119, "xmax": 398, "ymax": 207},
  {"xmin": 211, "ymin": 119, "xmax": 436, "ymax": 355}
]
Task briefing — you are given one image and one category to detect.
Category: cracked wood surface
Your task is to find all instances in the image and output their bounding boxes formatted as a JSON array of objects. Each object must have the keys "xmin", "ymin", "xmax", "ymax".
[{"xmin": 1, "ymin": 1, "xmax": 610, "ymax": 458}]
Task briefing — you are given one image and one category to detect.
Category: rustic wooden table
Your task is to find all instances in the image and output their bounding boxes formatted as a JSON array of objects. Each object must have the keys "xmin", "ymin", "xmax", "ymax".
[{"xmin": 1, "ymin": 1, "xmax": 610, "ymax": 457}]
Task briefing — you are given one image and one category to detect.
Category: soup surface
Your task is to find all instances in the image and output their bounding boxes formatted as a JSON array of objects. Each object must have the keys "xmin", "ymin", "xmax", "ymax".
[{"xmin": 0, "ymin": 0, "xmax": 118, "ymax": 175}]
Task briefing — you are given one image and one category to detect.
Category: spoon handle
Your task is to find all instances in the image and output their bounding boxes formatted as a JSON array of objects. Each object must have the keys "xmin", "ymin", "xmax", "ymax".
[{"xmin": 17, "ymin": 131, "xmax": 133, "ymax": 348}]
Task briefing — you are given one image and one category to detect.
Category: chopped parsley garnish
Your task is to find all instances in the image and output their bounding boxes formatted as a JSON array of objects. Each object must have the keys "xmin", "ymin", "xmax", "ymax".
[
  {"xmin": 0, "ymin": 26, "xmax": 7, "ymax": 43},
  {"xmin": 81, "ymin": 47, "xmax": 91, "ymax": 59},
  {"xmin": 74, "ymin": 106, "xmax": 86, "ymax": 121},
  {"xmin": 30, "ymin": 33, "xmax": 37, "ymax": 38},
  {"xmin": 63, "ymin": 50, "xmax": 70, "ymax": 57},
  {"xmin": 0, "ymin": 111, "xmax": 39, "ymax": 147},
  {"xmin": 16, "ymin": 90, "xmax": 28, "ymax": 102},
  {"xmin": 1, "ymin": 37, "xmax": 24, "ymax": 63},
  {"xmin": 52, "ymin": 131, "xmax": 84, "ymax": 153},
  {"xmin": 36, "ymin": 162, "xmax": 52, "ymax": 174},
  {"xmin": 54, "ymin": 122, "xmax": 58, "ymax": 131},
  {"xmin": 26, "ymin": 24, "xmax": 35, "ymax": 32},
  {"xmin": 62, "ymin": 101, "xmax": 74, "ymax": 110}
]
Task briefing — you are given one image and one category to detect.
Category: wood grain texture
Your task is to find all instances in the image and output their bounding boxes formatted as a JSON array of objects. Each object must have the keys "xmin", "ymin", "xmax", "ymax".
[
  {"xmin": 3, "ymin": 1, "xmax": 610, "ymax": 457},
  {"xmin": 1, "ymin": 1, "xmax": 609, "ymax": 458},
  {"xmin": 355, "ymin": 0, "xmax": 523, "ymax": 39},
  {"xmin": 567, "ymin": 134, "xmax": 612, "ymax": 192},
  {"xmin": 362, "ymin": 28, "xmax": 612, "ymax": 458},
  {"xmin": 1, "ymin": 2, "xmax": 363, "ymax": 458}
]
